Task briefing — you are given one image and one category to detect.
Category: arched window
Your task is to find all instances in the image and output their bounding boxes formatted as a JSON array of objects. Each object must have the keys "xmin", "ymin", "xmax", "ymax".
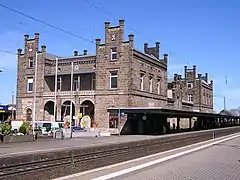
[{"xmin": 26, "ymin": 109, "xmax": 32, "ymax": 121}]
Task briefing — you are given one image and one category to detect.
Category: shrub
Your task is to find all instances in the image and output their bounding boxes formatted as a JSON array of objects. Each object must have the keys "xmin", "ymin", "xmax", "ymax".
[
  {"xmin": 19, "ymin": 121, "xmax": 31, "ymax": 135},
  {"xmin": 0, "ymin": 121, "xmax": 12, "ymax": 136},
  {"xmin": 19, "ymin": 125, "xmax": 27, "ymax": 135}
]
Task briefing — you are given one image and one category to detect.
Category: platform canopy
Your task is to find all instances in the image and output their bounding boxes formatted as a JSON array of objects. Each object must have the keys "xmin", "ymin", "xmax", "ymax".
[{"xmin": 107, "ymin": 107, "xmax": 240, "ymax": 119}]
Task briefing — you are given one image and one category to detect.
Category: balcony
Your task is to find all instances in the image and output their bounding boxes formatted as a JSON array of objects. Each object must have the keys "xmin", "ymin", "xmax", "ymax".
[{"xmin": 43, "ymin": 90, "xmax": 95, "ymax": 97}]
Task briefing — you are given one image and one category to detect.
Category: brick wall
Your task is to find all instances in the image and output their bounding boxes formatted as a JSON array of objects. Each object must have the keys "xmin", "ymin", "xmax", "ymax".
[
  {"xmin": 94, "ymin": 20, "xmax": 131, "ymax": 127},
  {"xmin": 168, "ymin": 65, "xmax": 213, "ymax": 113}
]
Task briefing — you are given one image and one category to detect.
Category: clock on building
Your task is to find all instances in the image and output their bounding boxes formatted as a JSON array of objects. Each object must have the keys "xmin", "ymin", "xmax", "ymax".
[
  {"xmin": 27, "ymin": 43, "xmax": 33, "ymax": 52},
  {"xmin": 74, "ymin": 65, "xmax": 79, "ymax": 71}
]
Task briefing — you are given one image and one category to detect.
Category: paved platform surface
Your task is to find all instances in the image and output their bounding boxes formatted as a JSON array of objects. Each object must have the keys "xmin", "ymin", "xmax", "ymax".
[
  {"xmin": 0, "ymin": 135, "xmax": 162, "ymax": 158},
  {"xmin": 114, "ymin": 136, "xmax": 240, "ymax": 180},
  {"xmin": 57, "ymin": 133, "xmax": 240, "ymax": 180}
]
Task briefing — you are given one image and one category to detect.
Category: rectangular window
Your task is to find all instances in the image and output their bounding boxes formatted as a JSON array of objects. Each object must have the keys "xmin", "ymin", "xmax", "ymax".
[
  {"xmin": 149, "ymin": 76, "xmax": 153, "ymax": 93},
  {"xmin": 27, "ymin": 77, "xmax": 33, "ymax": 92},
  {"xmin": 111, "ymin": 47, "xmax": 117, "ymax": 60},
  {"xmin": 188, "ymin": 94, "xmax": 193, "ymax": 102},
  {"xmin": 92, "ymin": 75, "xmax": 95, "ymax": 90},
  {"xmin": 57, "ymin": 77, "xmax": 62, "ymax": 91},
  {"xmin": 28, "ymin": 57, "xmax": 34, "ymax": 68},
  {"xmin": 110, "ymin": 71, "xmax": 118, "ymax": 89},
  {"xmin": 187, "ymin": 82, "xmax": 193, "ymax": 89},
  {"xmin": 209, "ymin": 95, "xmax": 211, "ymax": 106},
  {"xmin": 157, "ymin": 79, "xmax": 161, "ymax": 95},
  {"xmin": 140, "ymin": 73, "xmax": 144, "ymax": 91},
  {"xmin": 206, "ymin": 94, "xmax": 208, "ymax": 105},
  {"xmin": 73, "ymin": 76, "xmax": 79, "ymax": 91}
]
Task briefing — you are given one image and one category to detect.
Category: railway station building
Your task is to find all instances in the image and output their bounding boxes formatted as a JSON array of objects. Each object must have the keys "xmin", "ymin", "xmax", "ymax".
[{"xmin": 15, "ymin": 20, "xmax": 214, "ymax": 131}]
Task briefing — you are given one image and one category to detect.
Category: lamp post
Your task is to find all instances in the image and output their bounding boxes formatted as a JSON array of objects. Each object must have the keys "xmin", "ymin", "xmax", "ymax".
[
  {"xmin": 32, "ymin": 52, "xmax": 38, "ymax": 139},
  {"xmin": 11, "ymin": 92, "xmax": 14, "ymax": 120},
  {"xmin": 69, "ymin": 62, "xmax": 73, "ymax": 137},
  {"xmin": 0, "ymin": 69, "xmax": 3, "ymax": 72},
  {"xmin": 53, "ymin": 58, "xmax": 58, "ymax": 122}
]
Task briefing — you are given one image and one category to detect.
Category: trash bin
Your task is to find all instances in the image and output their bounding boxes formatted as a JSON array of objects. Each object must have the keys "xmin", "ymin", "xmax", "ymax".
[{"xmin": 55, "ymin": 130, "xmax": 64, "ymax": 139}]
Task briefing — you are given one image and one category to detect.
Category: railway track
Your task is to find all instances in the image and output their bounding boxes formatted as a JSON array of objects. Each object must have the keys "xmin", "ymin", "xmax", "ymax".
[{"xmin": 0, "ymin": 127, "xmax": 239, "ymax": 180}]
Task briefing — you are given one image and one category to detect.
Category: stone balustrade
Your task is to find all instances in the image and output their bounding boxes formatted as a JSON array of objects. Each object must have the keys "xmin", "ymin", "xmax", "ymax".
[{"xmin": 43, "ymin": 90, "xmax": 95, "ymax": 97}]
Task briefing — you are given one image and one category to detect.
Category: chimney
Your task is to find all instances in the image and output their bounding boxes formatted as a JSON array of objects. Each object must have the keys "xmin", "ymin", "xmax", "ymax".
[
  {"xmin": 155, "ymin": 42, "xmax": 160, "ymax": 59},
  {"xmin": 105, "ymin": 22, "xmax": 110, "ymax": 29},
  {"xmin": 205, "ymin": 73, "xmax": 208, "ymax": 82},
  {"xmin": 193, "ymin": 65, "xmax": 196, "ymax": 70},
  {"xmin": 35, "ymin": 32, "xmax": 40, "ymax": 39},
  {"xmin": 163, "ymin": 54, "xmax": 168, "ymax": 62},
  {"xmin": 128, "ymin": 34, "xmax": 134, "ymax": 48},
  {"xmin": 95, "ymin": 38, "xmax": 101, "ymax": 45},
  {"xmin": 83, "ymin": 49, "xmax": 88, "ymax": 55},
  {"xmin": 174, "ymin": 74, "xmax": 178, "ymax": 81},
  {"xmin": 41, "ymin": 45, "xmax": 46, "ymax": 52},
  {"xmin": 24, "ymin": 34, "xmax": 29, "ymax": 41},
  {"xmin": 17, "ymin": 48, "xmax": 22, "ymax": 56},
  {"xmin": 184, "ymin": 66, "xmax": 187, "ymax": 80},
  {"xmin": 210, "ymin": 80, "xmax": 213, "ymax": 87},
  {"xmin": 198, "ymin": 73, "xmax": 202, "ymax": 79},
  {"xmin": 119, "ymin": 20, "xmax": 125, "ymax": 27},
  {"xmin": 128, "ymin": 34, "xmax": 134, "ymax": 42},
  {"xmin": 193, "ymin": 65, "xmax": 196, "ymax": 79},
  {"xmin": 144, "ymin": 43, "xmax": 148, "ymax": 54},
  {"xmin": 74, "ymin": 50, "xmax": 78, "ymax": 56}
]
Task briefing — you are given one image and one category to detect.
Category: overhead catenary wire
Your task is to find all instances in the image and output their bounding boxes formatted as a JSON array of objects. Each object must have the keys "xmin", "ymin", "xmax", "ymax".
[
  {"xmin": 0, "ymin": 3, "xmax": 238, "ymax": 111},
  {"xmin": 0, "ymin": 49, "xmax": 16, "ymax": 55},
  {"xmin": 82, "ymin": 0, "xmax": 156, "ymax": 44},
  {"xmin": 1, "ymin": 2, "xmax": 201, "ymax": 77},
  {"xmin": 1, "ymin": 2, "xmax": 178, "ymax": 64},
  {"xmin": 0, "ymin": 3, "xmax": 94, "ymax": 44}
]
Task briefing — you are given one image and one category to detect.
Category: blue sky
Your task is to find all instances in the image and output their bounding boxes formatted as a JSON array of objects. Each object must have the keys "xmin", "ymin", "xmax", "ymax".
[{"xmin": 0, "ymin": 0, "xmax": 239, "ymax": 112}]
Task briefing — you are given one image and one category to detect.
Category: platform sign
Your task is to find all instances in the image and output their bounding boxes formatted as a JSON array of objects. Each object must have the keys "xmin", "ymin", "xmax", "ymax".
[{"xmin": 0, "ymin": 105, "xmax": 8, "ymax": 111}]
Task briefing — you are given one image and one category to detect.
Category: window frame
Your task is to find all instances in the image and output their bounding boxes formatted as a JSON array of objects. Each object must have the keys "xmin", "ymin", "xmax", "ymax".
[
  {"xmin": 110, "ymin": 47, "xmax": 117, "ymax": 61},
  {"xmin": 27, "ymin": 77, "xmax": 33, "ymax": 93},
  {"xmin": 157, "ymin": 78, "xmax": 161, "ymax": 95},
  {"xmin": 92, "ymin": 75, "xmax": 96, "ymax": 90},
  {"xmin": 188, "ymin": 94, "xmax": 193, "ymax": 102},
  {"xmin": 140, "ymin": 73, "xmax": 144, "ymax": 91},
  {"xmin": 26, "ymin": 108, "xmax": 32, "ymax": 121},
  {"xmin": 57, "ymin": 76, "xmax": 62, "ymax": 91},
  {"xmin": 149, "ymin": 76, "xmax": 153, "ymax": 93},
  {"xmin": 73, "ymin": 76, "xmax": 79, "ymax": 91},
  {"xmin": 187, "ymin": 82, "xmax": 193, "ymax": 89},
  {"xmin": 28, "ymin": 57, "xmax": 34, "ymax": 68},
  {"xmin": 110, "ymin": 71, "xmax": 118, "ymax": 89}
]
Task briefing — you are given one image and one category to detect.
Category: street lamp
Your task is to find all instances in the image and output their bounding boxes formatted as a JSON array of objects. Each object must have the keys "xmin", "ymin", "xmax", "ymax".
[{"xmin": 0, "ymin": 69, "xmax": 3, "ymax": 72}]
